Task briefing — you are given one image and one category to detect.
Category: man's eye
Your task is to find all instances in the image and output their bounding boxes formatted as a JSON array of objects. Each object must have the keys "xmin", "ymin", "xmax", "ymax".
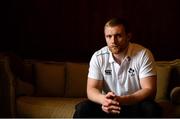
[
  {"xmin": 106, "ymin": 35, "xmax": 111, "ymax": 38},
  {"xmin": 116, "ymin": 34, "xmax": 122, "ymax": 38}
]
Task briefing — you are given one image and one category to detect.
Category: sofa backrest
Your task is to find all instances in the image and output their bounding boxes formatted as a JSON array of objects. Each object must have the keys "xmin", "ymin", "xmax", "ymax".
[
  {"xmin": 155, "ymin": 59, "xmax": 180, "ymax": 101},
  {"xmin": 16, "ymin": 60, "xmax": 89, "ymax": 98},
  {"xmin": 15, "ymin": 58, "xmax": 180, "ymax": 100},
  {"xmin": 35, "ymin": 61, "xmax": 66, "ymax": 97}
]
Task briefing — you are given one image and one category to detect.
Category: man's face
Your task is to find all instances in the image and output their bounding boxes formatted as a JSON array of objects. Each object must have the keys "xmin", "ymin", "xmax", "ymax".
[{"xmin": 104, "ymin": 25, "xmax": 130, "ymax": 54}]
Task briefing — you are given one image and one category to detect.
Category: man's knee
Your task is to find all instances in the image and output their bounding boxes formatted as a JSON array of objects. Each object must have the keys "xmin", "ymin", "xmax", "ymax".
[
  {"xmin": 75, "ymin": 100, "xmax": 92, "ymax": 112},
  {"xmin": 73, "ymin": 100, "xmax": 100, "ymax": 118},
  {"xmin": 140, "ymin": 100, "xmax": 162, "ymax": 117}
]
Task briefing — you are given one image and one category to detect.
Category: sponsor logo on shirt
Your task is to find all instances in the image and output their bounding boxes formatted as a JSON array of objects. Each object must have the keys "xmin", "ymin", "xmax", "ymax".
[{"xmin": 105, "ymin": 70, "xmax": 112, "ymax": 75}]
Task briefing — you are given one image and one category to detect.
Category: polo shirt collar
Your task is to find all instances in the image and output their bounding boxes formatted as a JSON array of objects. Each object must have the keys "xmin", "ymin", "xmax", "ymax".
[{"xmin": 108, "ymin": 42, "xmax": 132, "ymax": 63}]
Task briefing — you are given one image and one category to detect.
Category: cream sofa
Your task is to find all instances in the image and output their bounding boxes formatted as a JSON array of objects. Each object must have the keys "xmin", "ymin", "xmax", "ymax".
[
  {"xmin": 14, "ymin": 59, "xmax": 88, "ymax": 118},
  {"xmin": 0, "ymin": 54, "xmax": 180, "ymax": 118}
]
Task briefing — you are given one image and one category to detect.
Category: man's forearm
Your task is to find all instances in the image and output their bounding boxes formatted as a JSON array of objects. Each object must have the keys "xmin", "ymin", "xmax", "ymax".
[
  {"xmin": 87, "ymin": 88, "xmax": 105, "ymax": 105},
  {"xmin": 116, "ymin": 88, "xmax": 155, "ymax": 105}
]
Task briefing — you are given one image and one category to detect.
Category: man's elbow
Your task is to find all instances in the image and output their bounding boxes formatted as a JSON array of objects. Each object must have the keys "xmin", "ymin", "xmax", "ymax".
[{"xmin": 148, "ymin": 88, "xmax": 157, "ymax": 100}]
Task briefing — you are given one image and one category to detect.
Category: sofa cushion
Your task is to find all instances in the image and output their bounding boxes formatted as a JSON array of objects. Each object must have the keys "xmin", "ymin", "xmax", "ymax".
[
  {"xmin": 16, "ymin": 96, "xmax": 85, "ymax": 118},
  {"xmin": 35, "ymin": 62, "xmax": 65, "ymax": 97},
  {"xmin": 170, "ymin": 60, "xmax": 180, "ymax": 89},
  {"xmin": 65, "ymin": 62, "xmax": 89, "ymax": 97},
  {"xmin": 155, "ymin": 63, "xmax": 172, "ymax": 101},
  {"xmin": 156, "ymin": 100, "xmax": 174, "ymax": 117}
]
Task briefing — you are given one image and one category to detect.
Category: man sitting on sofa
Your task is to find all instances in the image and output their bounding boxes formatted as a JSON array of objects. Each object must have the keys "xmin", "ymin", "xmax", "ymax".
[{"xmin": 73, "ymin": 17, "xmax": 162, "ymax": 118}]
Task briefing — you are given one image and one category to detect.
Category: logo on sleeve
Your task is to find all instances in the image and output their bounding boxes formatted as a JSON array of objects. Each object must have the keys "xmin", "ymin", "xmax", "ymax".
[{"xmin": 105, "ymin": 70, "xmax": 112, "ymax": 75}]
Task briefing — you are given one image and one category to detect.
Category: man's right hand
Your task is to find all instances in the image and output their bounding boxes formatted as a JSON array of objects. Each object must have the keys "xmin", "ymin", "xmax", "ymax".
[{"xmin": 101, "ymin": 92, "xmax": 121, "ymax": 114}]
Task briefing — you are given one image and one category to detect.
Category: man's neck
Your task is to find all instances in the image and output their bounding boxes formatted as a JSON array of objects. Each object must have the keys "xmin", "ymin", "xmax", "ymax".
[
  {"xmin": 113, "ymin": 45, "xmax": 129, "ymax": 65},
  {"xmin": 113, "ymin": 53, "xmax": 125, "ymax": 65}
]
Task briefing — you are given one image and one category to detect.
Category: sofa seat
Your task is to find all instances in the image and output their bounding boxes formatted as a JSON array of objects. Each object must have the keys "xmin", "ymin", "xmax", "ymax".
[
  {"xmin": 16, "ymin": 96, "xmax": 85, "ymax": 118},
  {"xmin": 170, "ymin": 105, "xmax": 180, "ymax": 118}
]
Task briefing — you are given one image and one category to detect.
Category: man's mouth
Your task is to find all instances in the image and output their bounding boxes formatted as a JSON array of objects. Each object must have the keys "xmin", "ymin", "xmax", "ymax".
[{"xmin": 111, "ymin": 45, "xmax": 119, "ymax": 48}]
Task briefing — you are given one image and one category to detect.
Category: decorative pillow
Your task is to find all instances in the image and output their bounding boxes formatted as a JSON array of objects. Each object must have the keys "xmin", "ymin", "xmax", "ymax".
[
  {"xmin": 16, "ymin": 78, "xmax": 34, "ymax": 96},
  {"xmin": 170, "ymin": 87, "xmax": 180, "ymax": 104},
  {"xmin": 65, "ymin": 62, "xmax": 89, "ymax": 97},
  {"xmin": 171, "ymin": 61, "xmax": 180, "ymax": 87},
  {"xmin": 22, "ymin": 60, "xmax": 35, "ymax": 84},
  {"xmin": 35, "ymin": 62, "xmax": 65, "ymax": 97},
  {"xmin": 155, "ymin": 64, "xmax": 172, "ymax": 101}
]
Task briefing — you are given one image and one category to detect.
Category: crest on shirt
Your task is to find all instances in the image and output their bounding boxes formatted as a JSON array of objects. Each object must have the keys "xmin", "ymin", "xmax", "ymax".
[
  {"xmin": 128, "ymin": 68, "xmax": 135, "ymax": 76},
  {"xmin": 105, "ymin": 70, "xmax": 112, "ymax": 75}
]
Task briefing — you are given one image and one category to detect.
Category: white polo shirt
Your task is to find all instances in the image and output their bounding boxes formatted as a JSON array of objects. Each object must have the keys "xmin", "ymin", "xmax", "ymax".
[{"xmin": 88, "ymin": 43, "xmax": 156, "ymax": 96}]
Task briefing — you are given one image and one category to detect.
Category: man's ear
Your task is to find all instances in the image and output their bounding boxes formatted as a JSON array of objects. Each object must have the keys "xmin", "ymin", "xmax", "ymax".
[{"xmin": 127, "ymin": 33, "xmax": 132, "ymax": 41}]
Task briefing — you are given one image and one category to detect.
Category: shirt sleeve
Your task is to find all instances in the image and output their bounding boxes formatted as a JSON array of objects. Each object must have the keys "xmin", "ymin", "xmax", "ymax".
[
  {"xmin": 139, "ymin": 49, "xmax": 157, "ymax": 79},
  {"xmin": 88, "ymin": 52, "xmax": 103, "ymax": 80}
]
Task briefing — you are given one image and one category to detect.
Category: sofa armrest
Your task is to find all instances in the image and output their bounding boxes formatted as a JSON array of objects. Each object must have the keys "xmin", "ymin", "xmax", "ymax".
[
  {"xmin": 16, "ymin": 78, "xmax": 34, "ymax": 96},
  {"xmin": 0, "ymin": 57, "xmax": 16, "ymax": 117},
  {"xmin": 170, "ymin": 87, "xmax": 180, "ymax": 104}
]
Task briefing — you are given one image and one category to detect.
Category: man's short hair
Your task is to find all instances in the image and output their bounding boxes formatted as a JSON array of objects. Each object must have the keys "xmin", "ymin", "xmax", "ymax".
[{"xmin": 104, "ymin": 17, "xmax": 130, "ymax": 33}]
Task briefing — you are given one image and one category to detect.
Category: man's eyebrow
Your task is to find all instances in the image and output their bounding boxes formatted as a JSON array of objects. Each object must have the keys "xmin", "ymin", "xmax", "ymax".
[
  {"xmin": 115, "ymin": 33, "xmax": 121, "ymax": 35},
  {"xmin": 113, "ymin": 33, "xmax": 122, "ymax": 36}
]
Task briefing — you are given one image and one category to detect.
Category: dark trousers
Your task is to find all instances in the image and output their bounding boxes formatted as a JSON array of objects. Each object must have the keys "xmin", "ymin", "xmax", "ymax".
[{"xmin": 73, "ymin": 99, "xmax": 162, "ymax": 118}]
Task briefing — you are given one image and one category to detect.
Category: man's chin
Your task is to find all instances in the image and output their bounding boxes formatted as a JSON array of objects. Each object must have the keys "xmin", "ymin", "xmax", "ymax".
[
  {"xmin": 111, "ymin": 51, "xmax": 120, "ymax": 54},
  {"xmin": 109, "ymin": 48, "xmax": 120, "ymax": 54}
]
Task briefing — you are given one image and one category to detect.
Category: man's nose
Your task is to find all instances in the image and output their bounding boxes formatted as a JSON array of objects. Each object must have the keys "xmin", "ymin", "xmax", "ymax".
[{"xmin": 111, "ymin": 36, "xmax": 118, "ymax": 44}]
